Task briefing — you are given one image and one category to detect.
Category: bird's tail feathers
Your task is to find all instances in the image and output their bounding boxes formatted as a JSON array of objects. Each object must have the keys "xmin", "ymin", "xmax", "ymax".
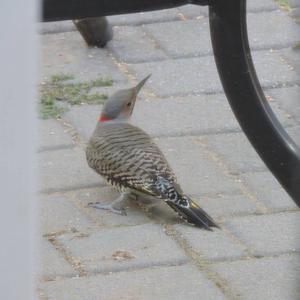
[
  {"xmin": 166, "ymin": 198, "xmax": 219, "ymax": 230},
  {"xmin": 152, "ymin": 176, "xmax": 219, "ymax": 230}
]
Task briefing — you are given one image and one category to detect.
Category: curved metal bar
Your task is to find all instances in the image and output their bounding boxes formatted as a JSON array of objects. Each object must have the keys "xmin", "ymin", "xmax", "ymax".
[
  {"xmin": 209, "ymin": 0, "xmax": 300, "ymax": 206},
  {"xmin": 42, "ymin": 0, "xmax": 208, "ymax": 22}
]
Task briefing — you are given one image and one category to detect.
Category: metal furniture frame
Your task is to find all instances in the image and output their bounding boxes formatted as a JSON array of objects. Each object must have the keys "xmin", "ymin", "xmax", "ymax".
[{"xmin": 42, "ymin": 0, "xmax": 300, "ymax": 207}]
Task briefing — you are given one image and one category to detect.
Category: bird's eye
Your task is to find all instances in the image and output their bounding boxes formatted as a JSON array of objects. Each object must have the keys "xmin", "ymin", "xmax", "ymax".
[{"xmin": 127, "ymin": 102, "xmax": 132, "ymax": 107}]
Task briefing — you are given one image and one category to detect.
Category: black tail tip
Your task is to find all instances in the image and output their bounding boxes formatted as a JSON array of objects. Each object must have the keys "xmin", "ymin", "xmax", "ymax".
[
  {"xmin": 166, "ymin": 200, "xmax": 220, "ymax": 231},
  {"xmin": 194, "ymin": 220, "xmax": 220, "ymax": 231},
  {"xmin": 187, "ymin": 201, "xmax": 220, "ymax": 230}
]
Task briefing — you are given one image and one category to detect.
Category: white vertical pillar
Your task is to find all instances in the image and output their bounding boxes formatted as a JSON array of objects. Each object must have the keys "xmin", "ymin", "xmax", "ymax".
[{"xmin": 0, "ymin": 0, "xmax": 37, "ymax": 299}]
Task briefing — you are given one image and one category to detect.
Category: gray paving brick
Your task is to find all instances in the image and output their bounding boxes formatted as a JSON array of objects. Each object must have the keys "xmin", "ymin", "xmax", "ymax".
[
  {"xmin": 268, "ymin": 86, "xmax": 300, "ymax": 123},
  {"xmin": 204, "ymin": 132, "xmax": 267, "ymax": 173},
  {"xmin": 279, "ymin": 46, "xmax": 300, "ymax": 74},
  {"xmin": 144, "ymin": 19, "xmax": 211, "ymax": 58},
  {"xmin": 251, "ymin": 49, "xmax": 300, "ymax": 88},
  {"xmin": 213, "ymin": 254, "xmax": 300, "ymax": 300},
  {"xmin": 174, "ymin": 224, "xmax": 247, "ymax": 262},
  {"xmin": 39, "ymin": 193, "xmax": 94, "ymax": 234},
  {"xmin": 289, "ymin": 0, "xmax": 300, "ymax": 8},
  {"xmin": 156, "ymin": 136, "xmax": 241, "ymax": 196},
  {"xmin": 247, "ymin": 0, "xmax": 278, "ymax": 11},
  {"xmin": 286, "ymin": 125, "xmax": 300, "ymax": 145},
  {"xmin": 62, "ymin": 94, "xmax": 242, "ymax": 142},
  {"xmin": 38, "ymin": 147, "xmax": 102, "ymax": 193},
  {"xmin": 88, "ymin": 81, "xmax": 133, "ymax": 97},
  {"xmin": 107, "ymin": 26, "xmax": 168, "ymax": 63},
  {"xmin": 40, "ymin": 31, "xmax": 127, "ymax": 83},
  {"xmin": 38, "ymin": 119, "xmax": 73, "ymax": 151},
  {"xmin": 241, "ymin": 172, "xmax": 298, "ymax": 210},
  {"xmin": 202, "ymin": 105, "xmax": 296, "ymax": 179},
  {"xmin": 247, "ymin": 10, "xmax": 300, "ymax": 49},
  {"xmin": 42, "ymin": 264, "xmax": 225, "ymax": 300},
  {"xmin": 132, "ymin": 94, "xmax": 241, "ymax": 136},
  {"xmin": 108, "ymin": 8, "xmax": 181, "ymax": 26},
  {"xmin": 129, "ymin": 50, "xmax": 299, "ymax": 97},
  {"xmin": 291, "ymin": 6, "xmax": 300, "ymax": 20},
  {"xmin": 198, "ymin": 194, "xmax": 258, "ymax": 218},
  {"xmin": 38, "ymin": 21, "xmax": 75, "ymax": 34},
  {"xmin": 177, "ymin": 4, "xmax": 208, "ymax": 18},
  {"xmin": 62, "ymin": 105, "xmax": 99, "ymax": 142},
  {"xmin": 58, "ymin": 223, "xmax": 187, "ymax": 273},
  {"xmin": 128, "ymin": 55, "xmax": 220, "ymax": 97},
  {"xmin": 145, "ymin": 11, "xmax": 300, "ymax": 59},
  {"xmin": 73, "ymin": 186, "xmax": 152, "ymax": 227},
  {"xmin": 38, "ymin": 238, "xmax": 76, "ymax": 279},
  {"xmin": 224, "ymin": 211, "xmax": 300, "ymax": 256}
]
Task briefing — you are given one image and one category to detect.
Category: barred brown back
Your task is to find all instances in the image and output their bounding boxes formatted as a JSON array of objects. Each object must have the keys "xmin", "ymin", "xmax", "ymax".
[{"xmin": 86, "ymin": 122, "xmax": 176, "ymax": 195}]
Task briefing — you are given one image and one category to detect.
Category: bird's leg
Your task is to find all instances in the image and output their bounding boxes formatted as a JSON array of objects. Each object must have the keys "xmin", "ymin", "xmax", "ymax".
[
  {"xmin": 88, "ymin": 193, "xmax": 132, "ymax": 215},
  {"xmin": 133, "ymin": 192, "xmax": 160, "ymax": 208}
]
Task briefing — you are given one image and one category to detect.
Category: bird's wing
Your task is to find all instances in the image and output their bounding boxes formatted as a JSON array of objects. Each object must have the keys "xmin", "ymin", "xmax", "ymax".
[{"xmin": 86, "ymin": 123, "xmax": 176, "ymax": 196}]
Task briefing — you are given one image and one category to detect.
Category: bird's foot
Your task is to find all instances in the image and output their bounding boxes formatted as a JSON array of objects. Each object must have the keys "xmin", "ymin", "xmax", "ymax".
[
  {"xmin": 88, "ymin": 193, "xmax": 130, "ymax": 216},
  {"xmin": 88, "ymin": 202, "xmax": 127, "ymax": 215}
]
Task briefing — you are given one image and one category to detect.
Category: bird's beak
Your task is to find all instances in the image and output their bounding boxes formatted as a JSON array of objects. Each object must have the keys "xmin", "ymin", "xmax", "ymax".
[
  {"xmin": 127, "ymin": 75, "xmax": 151, "ymax": 117},
  {"xmin": 135, "ymin": 74, "xmax": 151, "ymax": 94}
]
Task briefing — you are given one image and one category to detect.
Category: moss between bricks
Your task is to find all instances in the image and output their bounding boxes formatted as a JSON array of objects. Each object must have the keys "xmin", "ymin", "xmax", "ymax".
[
  {"xmin": 39, "ymin": 73, "xmax": 113, "ymax": 119},
  {"xmin": 275, "ymin": 0, "xmax": 290, "ymax": 10},
  {"xmin": 293, "ymin": 42, "xmax": 300, "ymax": 50}
]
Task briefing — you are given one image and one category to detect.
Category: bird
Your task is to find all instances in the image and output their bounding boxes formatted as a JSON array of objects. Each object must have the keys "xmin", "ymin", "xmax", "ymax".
[{"xmin": 86, "ymin": 75, "xmax": 219, "ymax": 230}]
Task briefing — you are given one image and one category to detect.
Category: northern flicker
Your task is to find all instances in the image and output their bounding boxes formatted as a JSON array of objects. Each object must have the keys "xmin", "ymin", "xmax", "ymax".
[{"xmin": 86, "ymin": 75, "xmax": 219, "ymax": 230}]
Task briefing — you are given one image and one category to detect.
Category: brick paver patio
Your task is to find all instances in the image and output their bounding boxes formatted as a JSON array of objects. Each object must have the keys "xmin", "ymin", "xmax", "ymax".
[{"xmin": 37, "ymin": 1, "xmax": 300, "ymax": 299}]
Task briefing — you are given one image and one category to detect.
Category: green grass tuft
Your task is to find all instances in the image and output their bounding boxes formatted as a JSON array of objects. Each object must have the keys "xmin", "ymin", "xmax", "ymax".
[
  {"xmin": 39, "ymin": 73, "xmax": 113, "ymax": 119},
  {"xmin": 91, "ymin": 78, "xmax": 113, "ymax": 87},
  {"xmin": 276, "ymin": 0, "xmax": 290, "ymax": 9},
  {"xmin": 50, "ymin": 73, "xmax": 74, "ymax": 84},
  {"xmin": 38, "ymin": 96, "xmax": 65, "ymax": 119},
  {"xmin": 292, "ymin": 42, "xmax": 300, "ymax": 50}
]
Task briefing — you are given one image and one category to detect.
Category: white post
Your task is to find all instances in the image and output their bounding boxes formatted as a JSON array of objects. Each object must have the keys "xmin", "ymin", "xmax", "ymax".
[{"xmin": 0, "ymin": 0, "xmax": 37, "ymax": 299}]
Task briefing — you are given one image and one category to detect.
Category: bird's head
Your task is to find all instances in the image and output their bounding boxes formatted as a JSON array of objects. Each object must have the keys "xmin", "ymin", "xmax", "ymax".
[{"xmin": 99, "ymin": 75, "xmax": 151, "ymax": 123}]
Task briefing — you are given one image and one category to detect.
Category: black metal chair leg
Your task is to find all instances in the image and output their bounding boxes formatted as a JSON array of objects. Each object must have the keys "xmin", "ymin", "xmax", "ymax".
[
  {"xmin": 209, "ymin": 0, "xmax": 300, "ymax": 206},
  {"xmin": 73, "ymin": 17, "xmax": 113, "ymax": 47}
]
